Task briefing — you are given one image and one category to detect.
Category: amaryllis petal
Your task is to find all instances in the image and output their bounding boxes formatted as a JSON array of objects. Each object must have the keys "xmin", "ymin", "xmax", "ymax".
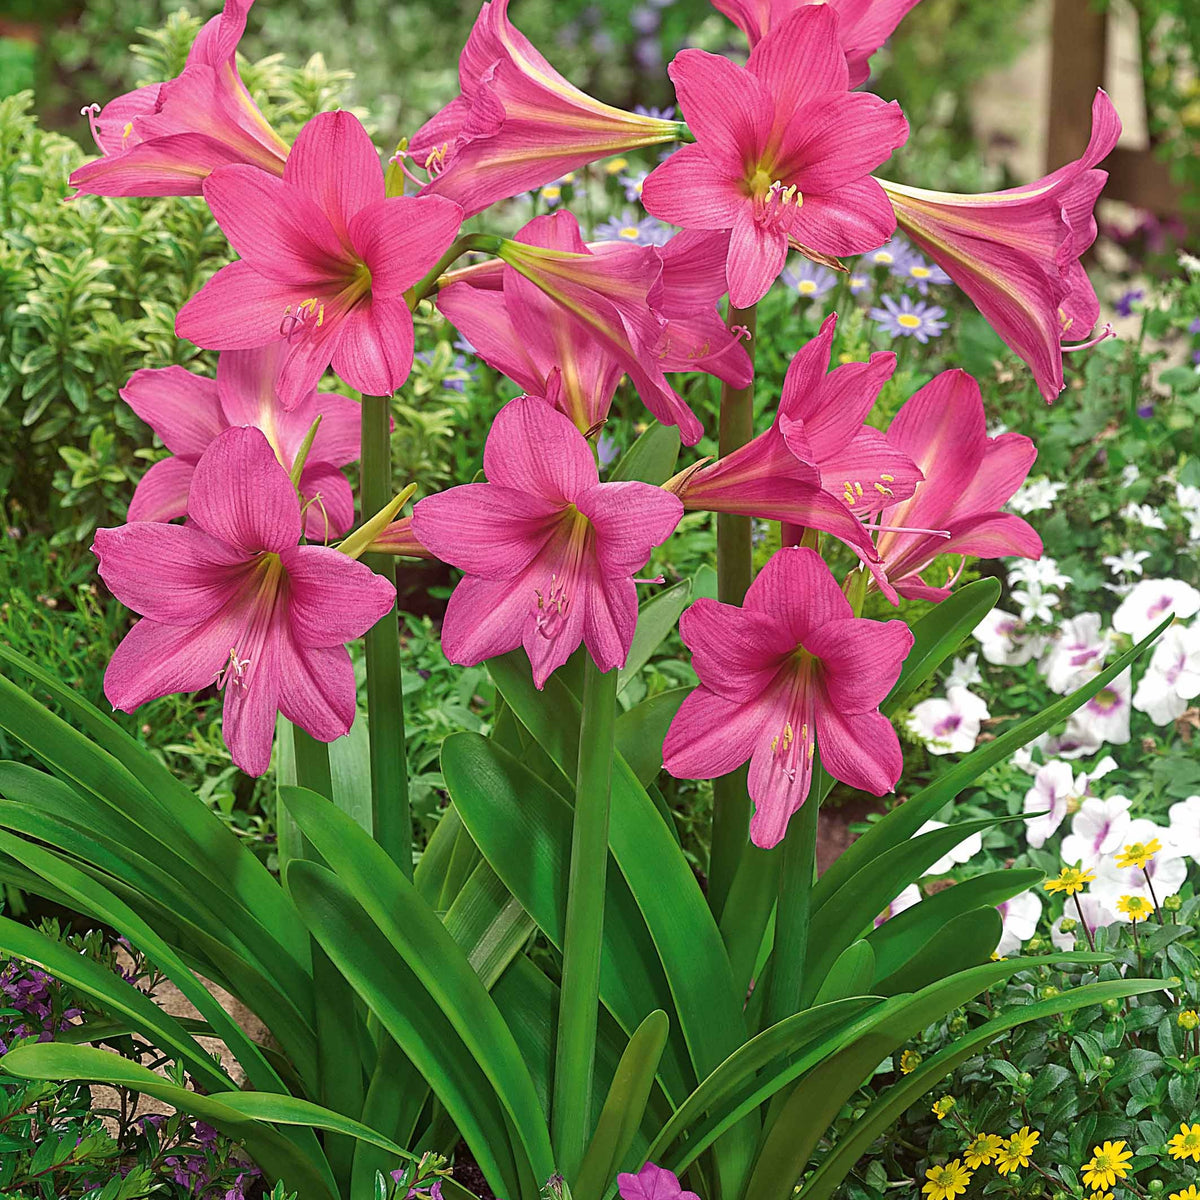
[
  {"xmin": 349, "ymin": 195, "xmax": 465, "ymax": 298},
  {"xmin": 105, "ymin": 615, "xmax": 240, "ymax": 713},
  {"xmin": 640, "ymin": 144, "xmax": 746, "ymax": 230},
  {"xmin": 284, "ymin": 109, "xmax": 384, "ymax": 245},
  {"xmin": 127, "ymin": 457, "xmax": 196, "ymax": 524},
  {"xmin": 435, "ymin": 282, "xmax": 544, "ymax": 395},
  {"xmin": 188, "ymin": 427, "xmax": 302, "ymax": 554},
  {"xmin": 728, "ymin": 205, "xmax": 789, "ymax": 308},
  {"xmin": 805, "ymin": 617, "xmax": 912, "ymax": 712},
  {"xmin": 439, "ymin": 573, "xmax": 530, "ymax": 668},
  {"xmin": 68, "ymin": 132, "xmax": 258, "ymax": 198},
  {"xmin": 785, "ymin": 177, "xmax": 899, "ymax": 256},
  {"xmin": 667, "ymin": 50, "xmax": 773, "ymax": 172},
  {"xmin": 815, "ymin": 707, "xmax": 904, "ymax": 794},
  {"xmin": 277, "ymin": 640, "xmax": 358, "ymax": 743},
  {"xmin": 679, "ymin": 599, "xmax": 794, "ymax": 703},
  {"xmin": 280, "ymin": 545, "xmax": 395, "ymax": 647},
  {"xmin": 584, "ymin": 573, "xmax": 639, "ymax": 676},
  {"xmin": 222, "ymin": 623, "xmax": 282, "ymax": 777},
  {"xmin": 482, "ymin": 397, "xmax": 599, "ymax": 501},
  {"xmin": 412, "ymin": 483, "xmax": 562, "ymax": 580},
  {"xmin": 575, "ymin": 482, "xmax": 685, "ymax": 575},
  {"xmin": 201, "ymin": 164, "xmax": 348, "ymax": 282},
  {"xmin": 177, "ymin": 261, "xmax": 310, "ymax": 350},
  {"xmin": 776, "ymin": 93, "xmax": 908, "ymax": 192},
  {"xmin": 331, "ymin": 297, "xmax": 416, "ymax": 399},
  {"xmin": 663, "ymin": 685, "xmax": 772, "ymax": 779},
  {"xmin": 744, "ymin": 544, "xmax": 852, "ymax": 640},
  {"xmin": 296, "ymin": 462, "xmax": 355, "ymax": 542},
  {"xmin": 120, "ymin": 366, "xmax": 225, "ymax": 459},
  {"xmin": 93, "ymin": 522, "xmax": 249, "ymax": 625},
  {"xmin": 747, "ymin": 7, "xmax": 847, "ymax": 120}
]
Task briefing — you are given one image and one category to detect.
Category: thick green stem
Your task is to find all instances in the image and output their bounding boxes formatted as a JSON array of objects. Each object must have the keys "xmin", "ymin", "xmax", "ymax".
[
  {"xmin": 709, "ymin": 301, "xmax": 758, "ymax": 921},
  {"xmin": 361, "ymin": 395, "xmax": 412, "ymax": 876},
  {"xmin": 552, "ymin": 658, "xmax": 619, "ymax": 1180},
  {"xmin": 291, "ymin": 723, "xmax": 334, "ymax": 804},
  {"xmin": 409, "ymin": 232, "xmax": 504, "ymax": 304},
  {"xmin": 765, "ymin": 778, "xmax": 820, "ymax": 1025}
]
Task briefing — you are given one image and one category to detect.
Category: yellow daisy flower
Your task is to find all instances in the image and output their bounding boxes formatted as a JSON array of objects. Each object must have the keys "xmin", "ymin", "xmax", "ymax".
[
  {"xmin": 1081, "ymin": 1141, "xmax": 1133, "ymax": 1189},
  {"xmin": 1179, "ymin": 1009, "xmax": 1200, "ymax": 1030},
  {"xmin": 1116, "ymin": 894, "xmax": 1154, "ymax": 922},
  {"xmin": 1168, "ymin": 1123, "xmax": 1200, "ymax": 1163},
  {"xmin": 964, "ymin": 1133, "xmax": 1005, "ymax": 1169},
  {"xmin": 996, "ymin": 1127, "xmax": 1040, "ymax": 1175},
  {"xmin": 1169, "ymin": 1187, "xmax": 1200, "ymax": 1200},
  {"xmin": 922, "ymin": 1160, "xmax": 973, "ymax": 1200},
  {"xmin": 1044, "ymin": 867, "xmax": 1096, "ymax": 895},
  {"xmin": 899, "ymin": 1049, "xmax": 922, "ymax": 1074},
  {"xmin": 932, "ymin": 1096, "xmax": 956, "ymax": 1120},
  {"xmin": 1115, "ymin": 838, "xmax": 1161, "ymax": 869},
  {"xmin": 604, "ymin": 158, "xmax": 628, "ymax": 174}
]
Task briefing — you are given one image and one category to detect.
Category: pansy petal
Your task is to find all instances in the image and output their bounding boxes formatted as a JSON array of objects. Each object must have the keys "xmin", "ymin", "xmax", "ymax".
[
  {"xmin": 127, "ymin": 457, "xmax": 196, "ymax": 524},
  {"xmin": 188, "ymin": 426, "xmax": 302, "ymax": 553},
  {"xmin": 280, "ymin": 544, "xmax": 396, "ymax": 647},
  {"xmin": 121, "ymin": 366, "xmax": 225, "ymax": 458}
]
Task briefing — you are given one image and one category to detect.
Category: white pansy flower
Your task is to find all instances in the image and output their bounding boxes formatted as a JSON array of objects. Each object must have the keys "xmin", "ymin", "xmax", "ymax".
[
  {"xmin": 875, "ymin": 884, "xmax": 922, "ymax": 927},
  {"xmin": 996, "ymin": 891, "xmax": 1042, "ymax": 957},
  {"xmin": 918, "ymin": 819, "xmax": 984, "ymax": 875},
  {"xmin": 974, "ymin": 608, "xmax": 1042, "ymax": 666},
  {"xmin": 1050, "ymin": 892, "xmax": 1118, "ymax": 949},
  {"xmin": 1059, "ymin": 795, "xmax": 1132, "ymax": 870},
  {"xmin": 1022, "ymin": 760, "xmax": 1079, "ymax": 848},
  {"xmin": 1038, "ymin": 612, "xmax": 1111, "ymax": 695},
  {"xmin": 906, "ymin": 686, "xmax": 990, "ymax": 755},
  {"xmin": 1112, "ymin": 578, "xmax": 1200, "ymax": 642},
  {"xmin": 1043, "ymin": 669, "xmax": 1132, "ymax": 758},
  {"xmin": 1167, "ymin": 795, "xmax": 1200, "ymax": 861},
  {"xmin": 1132, "ymin": 622, "xmax": 1200, "ymax": 725},
  {"xmin": 945, "ymin": 652, "xmax": 982, "ymax": 689}
]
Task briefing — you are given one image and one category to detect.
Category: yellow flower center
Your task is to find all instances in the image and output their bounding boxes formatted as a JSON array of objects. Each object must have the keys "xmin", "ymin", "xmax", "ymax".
[{"xmin": 897, "ymin": 313, "xmax": 922, "ymax": 329}]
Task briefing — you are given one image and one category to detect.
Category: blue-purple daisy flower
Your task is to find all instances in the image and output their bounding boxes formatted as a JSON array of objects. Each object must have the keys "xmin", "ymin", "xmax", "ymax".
[
  {"xmin": 618, "ymin": 170, "xmax": 649, "ymax": 202},
  {"xmin": 594, "ymin": 208, "xmax": 671, "ymax": 245},
  {"xmin": 781, "ymin": 258, "xmax": 837, "ymax": 300},
  {"xmin": 869, "ymin": 294, "xmax": 948, "ymax": 343},
  {"xmin": 891, "ymin": 253, "xmax": 952, "ymax": 295}
]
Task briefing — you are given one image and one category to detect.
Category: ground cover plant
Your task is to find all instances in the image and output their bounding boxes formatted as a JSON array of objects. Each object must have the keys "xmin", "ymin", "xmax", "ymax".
[{"xmin": 0, "ymin": 1, "xmax": 1198, "ymax": 1199}]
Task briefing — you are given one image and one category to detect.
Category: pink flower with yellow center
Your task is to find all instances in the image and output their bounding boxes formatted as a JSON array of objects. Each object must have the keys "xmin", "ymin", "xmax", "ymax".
[
  {"xmin": 412, "ymin": 396, "xmax": 684, "ymax": 688},
  {"xmin": 122, "ymin": 344, "xmax": 361, "ymax": 540},
  {"xmin": 176, "ymin": 110, "xmax": 463, "ymax": 409},
  {"xmin": 93, "ymin": 426, "xmax": 395, "ymax": 776},
  {"xmin": 71, "ymin": 0, "xmax": 290, "ymax": 197},
  {"xmin": 663, "ymin": 547, "xmax": 912, "ymax": 848},
  {"xmin": 642, "ymin": 6, "xmax": 909, "ymax": 307}
]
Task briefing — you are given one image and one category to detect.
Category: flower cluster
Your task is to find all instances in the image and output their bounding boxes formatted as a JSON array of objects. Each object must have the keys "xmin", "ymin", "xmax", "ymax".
[
  {"xmin": 0, "ymin": 959, "xmax": 81, "ymax": 1055},
  {"xmin": 922, "ymin": 1125, "xmax": 1042, "ymax": 1199}
]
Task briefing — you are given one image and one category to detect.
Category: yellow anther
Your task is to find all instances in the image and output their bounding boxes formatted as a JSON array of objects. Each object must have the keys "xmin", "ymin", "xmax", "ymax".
[
  {"xmin": 880, "ymin": 473, "xmax": 895, "ymax": 482},
  {"xmin": 122, "ymin": 121, "xmax": 134, "ymax": 140},
  {"xmin": 874, "ymin": 482, "xmax": 894, "ymax": 496},
  {"xmin": 771, "ymin": 735, "xmax": 779, "ymax": 752},
  {"xmin": 783, "ymin": 722, "xmax": 793, "ymax": 747},
  {"xmin": 854, "ymin": 482, "xmax": 864, "ymax": 498}
]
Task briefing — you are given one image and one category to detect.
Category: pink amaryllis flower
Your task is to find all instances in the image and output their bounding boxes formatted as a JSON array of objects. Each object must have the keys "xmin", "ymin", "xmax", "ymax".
[
  {"xmin": 871, "ymin": 369, "xmax": 1042, "ymax": 601},
  {"xmin": 438, "ymin": 215, "xmax": 747, "ymax": 440},
  {"xmin": 710, "ymin": 0, "xmax": 923, "ymax": 85},
  {"xmin": 71, "ymin": 0, "xmax": 290, "ymax": 197},
  {"xmin": 664, "ymin": 314, "xmax": 920, "ymax": 565},
  {"xmin": 618, "ymin": 1164, "xmax": 699, "ymax": 1200},
  {"xmin": 641, "ymin": 6, "xmax": 908, "ymax": 307},
  {"xmin": 122, "ymin": 344, "xmax": 361, "ymax": 540},
  {"xmin": 176, "ymin": 110, "xmax": 463, "ymax": 409},
  {"xmin": 663, "ymin": 546, "xmax": 912, "ymax": 848},
  {"xmin": 405, "ymin": 0, "xmax": 680, "ymax": 218},
  {"xmin": 411, "ymin": 396, "xmax": 683, "ymax": 688},
  {"xmin": 93, "ymin": 427, "xmax": 395, "ymax": 776},
  {"xmin": 877, "ymin": 90, "xmax": 1121, "ymax": 401}
]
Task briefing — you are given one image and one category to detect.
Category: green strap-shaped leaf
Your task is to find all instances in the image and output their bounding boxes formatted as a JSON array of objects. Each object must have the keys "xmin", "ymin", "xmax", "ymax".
[
  {"xmin": 743, "ymin": 956, "xmax": 1115, "ymax": 1200},
  {"xmin": 798, "ymin": 978, "xmax": 1167, "ymax": 1200},
  {"xmin": 812, "ymin": 942, "xmax": 876, "ymax": 1006},
  {"xmin": 574, "ymin": 1011, "xmax": 670, "ymax": 1200},
  {"xmin": 285, "ymin": 859, "xmax": 529, "ymax": 1200},
  {"xmin": 0, "ymin": 1043, "xmax": 338, "ymax": 1200},
  {"xmin": 881, "ymin": 578, "xmax": 1001, "ymax": 717},
  {"xmin": 442, "ymin": 732, "xmax": 694, "ymax": 1106},
  {"xmin": 282, "ymin": 789, "xmax": 555, "ymax": 1187},
  {"xmin": 815, "ymin": 617, "xmax": 1171, "ymax": 907},
  {"xmin": 867, "ymin": 868, "xmax": 1043, "ymax": 985},
  {"xmin": 444, "ymin": 859, "xmax": 538, "ymax": 988},
  {"xmin": 618, "ymin": 582, "xmax": 692, "ymax": 694},
  {"xmin": 802, "ymin": 817, "xmax": 1017, "ymax": 1003},
  {"xmin": 609, "ymin": 421, "xmax": 682, "ymax": 485},
  {"xmin": 876, "ymin": 906, "xmax": 1002, "ymax": 995},
  {"xmin": 0, "ymin": 915, "xmax": 233, "ymax": 1094},
  {"xmin": 0, "ymin": 644, "xmax": 306, "ymax": 966},
  {"xmin": 615, "ymin": 689, "xmax": 688, "ymax": 787}
]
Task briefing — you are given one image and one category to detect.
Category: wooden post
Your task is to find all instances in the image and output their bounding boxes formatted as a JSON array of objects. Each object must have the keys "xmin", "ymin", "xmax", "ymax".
[{"xmin": 1046, "ymin": 0, "xmax": 1108, "ymax": 170}]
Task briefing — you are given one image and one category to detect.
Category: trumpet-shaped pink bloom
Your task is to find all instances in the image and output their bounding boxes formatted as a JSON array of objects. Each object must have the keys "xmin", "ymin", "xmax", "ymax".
[
  {"xmin": 438, "ymin": 215, "xmax": 747, "ymax": 440},
  {"xmin": 878, "ymin": 90, "xmax": 1121, "ymax": 401},
  {"xmin": 664, "ymin": 547, "xmax": 912, "ymax": 848},
  {"xmin": 70, "ymin": 0, "xmax": 290, "ymax": 197},
  {"xmin": 618, "ymin": 1163, "xmax": 699, "ymax": 1200},
  {"xmin": 487, "ymin": 214, "xmax": 707, "ymax": 443},
  {"xmin": 122, "ymin": 344, "xmax": 361, "ymax": 540},
  {"xmin": 412, "ymin": 396, "xmax": 683, "ymax": 688},
  {"xmin": 407, "ymin": 0, "xmax": 680, "ymax": 217},
  {"xmin": 710, "ymin": 0, "xmax": 923, "ymax": 85},
  {"xmin": 94, "ymin": 427, "xmax": 395, "ymax": 776},
  {"xmin": 872, "ymin": 369, "xmax": 1042, "ymax": 601},
  {"xmin": 665, "ymin": 314, "xmax": 919, "ymax": 564},
  {"xmin": 367, "ymin": 516, "xmax": 433, "ymax": 559},
  {"xmin": 176, "ymin": 110, "xmax": 463, "ymax": 409},
  {"xmin": 642, "ymin": 6, "xmax": 908, "ymax": 307}
]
